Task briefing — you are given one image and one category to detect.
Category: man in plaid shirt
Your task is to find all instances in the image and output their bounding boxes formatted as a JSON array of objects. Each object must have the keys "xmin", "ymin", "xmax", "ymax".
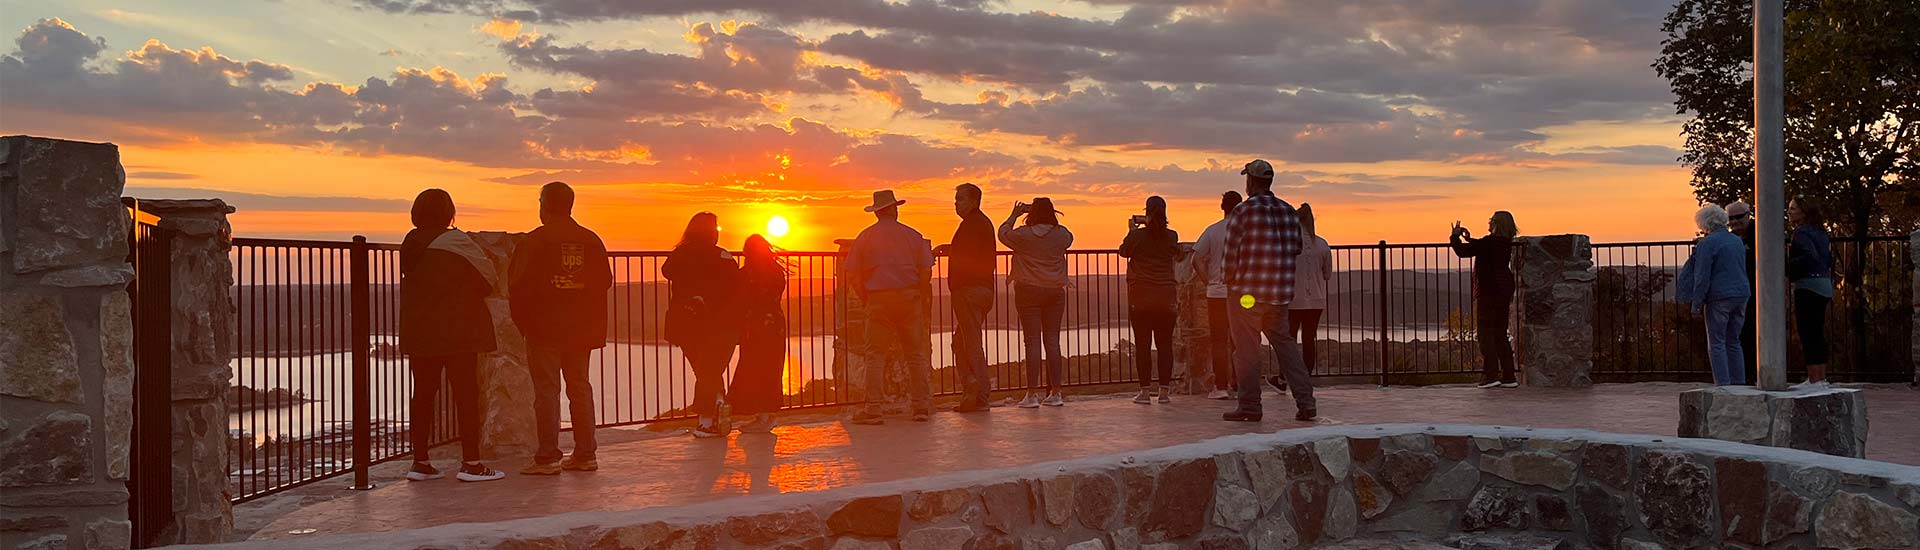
[{"xmin": 1223, "ymin": 159, "xmax": 1316, "ymax": 422}]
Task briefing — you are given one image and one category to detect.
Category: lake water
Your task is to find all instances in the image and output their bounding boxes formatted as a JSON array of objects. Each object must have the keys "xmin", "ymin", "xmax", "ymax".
[{"xmin": 230, "ymin": 324, "xmax": 1444, "ymax": 442}]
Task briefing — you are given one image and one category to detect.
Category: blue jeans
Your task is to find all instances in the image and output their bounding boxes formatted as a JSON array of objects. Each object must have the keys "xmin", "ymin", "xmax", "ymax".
[
  {"xmin": 1704, "ymin": 297, "xmax": 1748, "ymax": 385},
  {"xmin": 1015, "ymin": 284, "xmax": 1066, "ymax": 390}
]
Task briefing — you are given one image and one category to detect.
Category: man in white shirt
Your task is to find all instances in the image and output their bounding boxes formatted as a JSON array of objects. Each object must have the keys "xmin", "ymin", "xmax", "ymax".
[{"xmin": 1189, "ymin": 191, "xmax": 1242, "ymax": 400}]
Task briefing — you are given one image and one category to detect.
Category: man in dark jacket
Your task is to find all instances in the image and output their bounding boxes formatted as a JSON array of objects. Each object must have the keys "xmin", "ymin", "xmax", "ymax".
[
  {"xmin": 935, "ymin": 183, "xmax": 996, "ymax": 412},
  {"xmin": 509, "ymin": 182, "xmax": 612, "ymax": 475}
]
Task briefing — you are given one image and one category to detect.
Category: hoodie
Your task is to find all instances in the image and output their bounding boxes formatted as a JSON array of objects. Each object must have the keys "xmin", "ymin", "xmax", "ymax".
[{"xmin": 999, "ymin": 219, "xmax": 1074, "ymax": 289}]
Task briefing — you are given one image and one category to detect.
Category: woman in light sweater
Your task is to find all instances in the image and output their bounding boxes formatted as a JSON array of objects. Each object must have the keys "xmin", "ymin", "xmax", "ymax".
[
  {"xmin": 1288, "ymin": 204, "xmax": 1331, "ymax": 375},
  {"xmin": 999, "ymin": 198, "xmax": 1074, "ymax": 408}
]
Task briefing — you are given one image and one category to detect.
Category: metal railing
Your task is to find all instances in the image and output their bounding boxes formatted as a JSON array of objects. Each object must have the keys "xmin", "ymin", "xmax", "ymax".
[{"xmin": 210, "ymin": 234, "xmax": 1913, "ymax": 504}]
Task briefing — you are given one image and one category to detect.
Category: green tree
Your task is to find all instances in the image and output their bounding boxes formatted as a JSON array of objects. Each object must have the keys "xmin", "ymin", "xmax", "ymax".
[{"xmin": 1652, "ymin": 0, "xmax": 1920, "ymax": 236}]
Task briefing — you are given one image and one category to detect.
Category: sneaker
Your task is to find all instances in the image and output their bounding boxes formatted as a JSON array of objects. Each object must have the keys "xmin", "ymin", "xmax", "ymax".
[
  {"xmin": 692, "ymin": 423, "xmax": 726, "ymax": 438},
  {"xmin": 851, "ymin": 412, "xmax": 886, "ymax": 425},
  {"xmin": 560, "ymin": 456, "xmax": 598, "ymax": 471},
  {"xmin": 1157, "ymin": 386, "xmax": 1171, "ymax": 404},
  {"xmin": 1222, "ymin": 410, "xmax": 1262, "ymax": 422},
  {"xmin": 1133, "ymin": 389, "xmax": 1153, "ymax": 405},
  {"xmin": 1265, "ymin": 375, "xmax": 1288, "ymax": 393},
  {"xmin": 519, "ymin": 461, "xmax": 562, "ymax": 476},
  {"xmin": 1295, "ymin": 409, "xmax": 1318, "ymax": 421},
  {"xmin": 1042, "ymin": 393, "xmax": 1066, "ymax": 407},
  {"xmin": 1476, "ymin": 380, "xmax": 1503, "ymax": 389},
  {"xmin": 405, "ymin": 462, "xmax": 443, "ymax": 481},
  {"xmin": 1791, "ymin": 379, "xmax": 1830, "ymax": 390},
  {"xmin": 1497, "ymin": 382, "xmax": 1519, "ymax": 389},
  {"xmin": 1016, "ymin": 393, "xmax": 1042, "ymax": 409},
  {"xmin": 1206, "ymin": 389, "xmax": 1232, "ymax": 400},
  {"xmin": 738, "ymin": 414, "xmax": 775, "ymax": 434},
  {"xmin": 912, "ymin": 412, "xmax": 930, "ymax": 422},
  {"xmin": 455, "ymin": 463, "xmax": 506, "ymax": 482}
]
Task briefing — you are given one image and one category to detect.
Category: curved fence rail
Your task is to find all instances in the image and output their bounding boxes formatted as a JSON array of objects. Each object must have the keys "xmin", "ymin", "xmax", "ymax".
[{"xmin": 213, "ymin": 235, "xmax": 1913, "ymax": 503}]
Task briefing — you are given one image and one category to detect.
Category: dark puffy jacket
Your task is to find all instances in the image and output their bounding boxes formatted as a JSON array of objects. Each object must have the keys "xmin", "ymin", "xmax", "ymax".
[
  {"xmin": 399, "ymin": 228, "xmax": 497, "ymax": 357},
  {"xmin": 509, "ymin": 219, "xmax": 612, "ymax": 350},
  {"xmin": 662, "ymin": 245, "xmax": 740, "ymax": 347}
]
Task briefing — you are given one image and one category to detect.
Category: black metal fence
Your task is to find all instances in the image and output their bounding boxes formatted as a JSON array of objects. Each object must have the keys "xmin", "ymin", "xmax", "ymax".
[{"xmin": 207, "ymin": 234, "xmax": 1913, "ymax": 504}]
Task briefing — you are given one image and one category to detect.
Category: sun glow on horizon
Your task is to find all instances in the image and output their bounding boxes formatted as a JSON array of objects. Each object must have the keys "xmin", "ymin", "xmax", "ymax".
[{"xmin": 766, "ymin": 215, "xmax": 791, "ymax": 238}]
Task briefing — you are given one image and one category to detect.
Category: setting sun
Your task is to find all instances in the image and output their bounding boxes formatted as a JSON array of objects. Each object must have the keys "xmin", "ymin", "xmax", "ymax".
[{"xmin": 766, "ymin": 215, "xmax": 791, "ymax": 238}]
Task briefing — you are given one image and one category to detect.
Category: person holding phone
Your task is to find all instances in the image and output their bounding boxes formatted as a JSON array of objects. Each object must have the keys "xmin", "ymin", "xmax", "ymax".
[
  {"xmin": 1119, "ymin": 196, "xmax": 1180, "ymax": 404},
  {"xmin": 1451, "ymin": 211, "xmax": 1519, "ymax": 388},
  {"xmin": 999, "ymin": 198, "xmax": 1074, "ymax": 408}
]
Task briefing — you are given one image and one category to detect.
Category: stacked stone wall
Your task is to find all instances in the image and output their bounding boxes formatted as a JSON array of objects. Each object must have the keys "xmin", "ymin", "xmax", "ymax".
[
  {"xmin": 194, "ymin": 425, "xmax": 1920, "ymax": 550},
  {"xmin": 0, "ymin": 136, "xmax": 136, "ymax": 550}
]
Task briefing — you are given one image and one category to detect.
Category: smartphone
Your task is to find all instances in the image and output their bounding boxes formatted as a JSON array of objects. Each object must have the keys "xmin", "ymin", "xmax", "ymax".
[{"xmin": 1130, "ymin": 215, "xmax": 1149, "ymax": 226}]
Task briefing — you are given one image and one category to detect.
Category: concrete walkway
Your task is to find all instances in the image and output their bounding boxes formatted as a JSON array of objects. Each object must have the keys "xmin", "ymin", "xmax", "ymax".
[{"xmin": 245, "ymin": 383, "xmax": 1918, "ymax": 541}]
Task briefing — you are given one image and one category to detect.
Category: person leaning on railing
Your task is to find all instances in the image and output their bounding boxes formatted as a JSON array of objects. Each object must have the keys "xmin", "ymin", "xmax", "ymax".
[
  {"xmin": 398, "ymin": 189, "xmax": 506, "ymax": 483},
  {"xmin": 1676, "ymin": 204, "xmax": 1752, "ymax": 386},
  {"xmin": 1451, "ymin": 211, "xmax": 1519, "ymax": 389}
]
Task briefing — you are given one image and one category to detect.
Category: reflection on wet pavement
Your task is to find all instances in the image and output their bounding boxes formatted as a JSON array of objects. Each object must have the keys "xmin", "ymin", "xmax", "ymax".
[{"xmin": 249, "ymin": 383, "xmax": 1918, "ymax": 540}]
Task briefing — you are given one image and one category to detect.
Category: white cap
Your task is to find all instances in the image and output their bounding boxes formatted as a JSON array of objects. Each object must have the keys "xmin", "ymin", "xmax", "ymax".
[
  {"xmin": 1726, "ymin": 200, "xmax": 1752, "ymax": 218},
  {"xmin": 1240, "ymin": 159, "xmax": 1275, "ymax": 178}
]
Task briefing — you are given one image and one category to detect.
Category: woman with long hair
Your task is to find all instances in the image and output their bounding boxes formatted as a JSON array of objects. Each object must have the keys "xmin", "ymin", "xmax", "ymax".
[
  {"xmin": 1119, "ymin": 196, "xmax": 1179, "ymax": 404},
  {"xmin": 1451, "ymin": 211, "xmax": 1519, "ymax": 388},
  {"xmin": 1787, "ymin": 199, "xmax": 1833, "ymax": 386},
  {"xmin": 398, "ymin": 189, "xmax": 504, "ymax": 482},
  {"xmin": 1677, "ymin": 205, "xmax": 1751, "ymax": 386},
  {"xmin": 728, "ymin": 234, "xmax": 789, "ymax": 433},
  {"xmin": 1289, "ymin": 204, "xmax": 1331, "ymax": 375},
  {"xmin": 663, "ymin": 212, "xmax": 741, "ymax": 438},
  {"xmin": 999, "ymin": 197, "xmax": 1074, "ymax": 408}
]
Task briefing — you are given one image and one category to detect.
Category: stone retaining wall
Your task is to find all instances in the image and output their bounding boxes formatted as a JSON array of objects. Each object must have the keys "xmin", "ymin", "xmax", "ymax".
[{"xmin": 189, "ymin": 425, "xmax": 1920, "ymax": 550}]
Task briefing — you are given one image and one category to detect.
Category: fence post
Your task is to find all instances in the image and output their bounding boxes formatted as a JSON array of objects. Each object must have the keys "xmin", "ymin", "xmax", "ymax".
[
  {"xmin": 349, "ymin": 236, "xmax": 375, "ymax": 491},
  {"xmin": 1378, "ymin": 240, "xmax": 1389, "ymax": 386}
]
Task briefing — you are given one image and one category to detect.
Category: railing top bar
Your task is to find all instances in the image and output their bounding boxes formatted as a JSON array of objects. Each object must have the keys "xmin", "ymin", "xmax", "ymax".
[
  {"xmin": 232, "ymin": 237, "xmax": 402, "ymax": 250},
  {"xmin": 232, "ymin": 235, "xmax": 1910, "ymax": 254}
]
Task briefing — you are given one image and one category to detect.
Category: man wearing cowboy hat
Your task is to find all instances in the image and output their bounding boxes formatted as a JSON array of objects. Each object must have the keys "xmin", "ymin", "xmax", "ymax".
[{"xmin": 845, "ymin": 190, "xmax": 936, "ymax": 424}]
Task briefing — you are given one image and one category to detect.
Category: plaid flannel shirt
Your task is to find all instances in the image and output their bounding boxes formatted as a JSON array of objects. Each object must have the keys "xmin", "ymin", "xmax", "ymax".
[{"xmin": 1225, "ymin": 192, "xmax": 1303, "ymax": 306}]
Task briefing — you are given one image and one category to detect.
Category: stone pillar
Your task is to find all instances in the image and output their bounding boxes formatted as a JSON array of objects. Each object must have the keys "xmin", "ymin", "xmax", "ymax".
[
  {"xmin": 466, "ymin": 231, "xmax": 535, "ymax": 457},
  {"xmin": 833, "ymin": 239, "xmax": 932, "ymax": 413},
  {"xmin": 1511, "ymin": 234, "xmax": 1595, "ymax": 387},
  {"xmin": 134, "ymin": 199, "xmax": 235, "ymax": 544},
  {"xmin": 0, "ymin": 136, "xmax": 136, "ymax": 550},
  {"xmin": 1172, "ymin": 243, "xmax": 1213, "ymax": 394},
  {"xmin": 1679, "ymin": 385, "xmax": 1868, "ymax": 458}
]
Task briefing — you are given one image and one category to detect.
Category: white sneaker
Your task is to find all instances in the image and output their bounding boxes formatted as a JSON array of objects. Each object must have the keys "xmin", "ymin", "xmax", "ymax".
[
  {"xmin": 1498, "ymin": 382, "xmax": 1519, "ymax": 388},
  {"xmin": 1042, "ymin": 393, "xmax": 1066, "ymax": 407},
  {"xmin": 1476, "ymin": 381, "xmax": 1502, "ymax": 389},
  {"xmin": 1206, "ymin": 389, "xmax": 1232, "ymax": 400},
  {"xmin": 455, "ymin": 463, "xmax": 505, "ymax": 482},
  {"xmin": 405, "ymin": 462, "xmax": 443, "ymax": 481},
  {"xmin": 1790, "ymin": 380, "xmax": 1830, "ymax": 390},
  {"xmin": 1157, "ymin": 386, "xmax": 1171, "ymax": 404},
  {"xmin": 1133, "ymin": 390, "xmax": 1153, "ymax": 404},
  {"xmin": 1017, "ymin": 393, "xmax": 1042, "ymax": 408}
]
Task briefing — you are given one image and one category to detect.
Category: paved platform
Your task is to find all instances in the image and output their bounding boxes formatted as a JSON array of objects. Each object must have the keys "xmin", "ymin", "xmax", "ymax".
[{"xmin": 245, "ymin": 383, "xmax": 1919, "ymax": 541}]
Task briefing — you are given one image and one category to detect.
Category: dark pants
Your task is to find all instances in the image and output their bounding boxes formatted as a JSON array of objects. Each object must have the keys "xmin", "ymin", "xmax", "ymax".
[
  {"xmin": 1740, "ymin": 296, "xmax": 1756, "ymax": 382},
  {"xmin": 1289, "ymin": 308, "xmax": 1323, "ymax": 374},
  {"xmin": 1130, "ymin": 305, "xmax": 1176, "ymax": 387},
  {"xmin": 730, "ymin": 313, "xmax": 787, "ymax": 416},
  {"xmin": 1207, "ymin": 298, "xmax": 1235, "ymax": 390},
  {"xmin": 1015, "ymin": 284, "xmax": 1066, "ymax": 390},
  {"xmin": 865, "ymin": 288, "xmax": 931, "ymax": 414},
  {"xmin": 529, "ymin": 346, "xmax": 595, "ymax": 463},
  {"xmin": 950, "ymin": 285, "xmax": 995, "ymax": 406},
  {"xmin": 409, "ymin": 353, "xmax": 481, "ymax": 462},
  {"xmin": 1477, "ymin": 292, "xmax": 1516, "ymax": 384},
  {"xmin": 1794, "ymin": 289, "xmax": 1830, "ymax": 364},
  {"xmin": 1231, "ymin": 303, "xmax": 1313, "ymax": 414},
  {"xmin": 683, "ymin": 342, "xmax": 736, "ymax": 418}
]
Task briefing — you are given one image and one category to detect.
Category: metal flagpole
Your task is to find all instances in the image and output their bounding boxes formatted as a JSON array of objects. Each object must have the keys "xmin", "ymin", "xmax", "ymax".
[{"xmin": 1753, "ymin": 0, "xmax": 1787, "ymax": 391}]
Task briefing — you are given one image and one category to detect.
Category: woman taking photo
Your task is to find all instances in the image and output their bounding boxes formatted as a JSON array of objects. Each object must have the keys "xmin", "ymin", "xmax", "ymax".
[
  {"xmin": 728, "ymin": 234, "xmax": 788, "ymax": 433},
  {"xmin": 999, "ymin": 198, "xmax": 1074, "ymax": 408},
  {"xmin": 1119, "ymin": 196, "xmax": 1179, "ymax": 404},
  {"xmin": 1451, "ymin": 211, "xmax": 1519, "ymax": 388},
  {"xmin": 1290, "ymin": 204, "xmax": 1331, "ymax": 374},
  {"xmin": 1787, "ymin": 199, "xmax": 1833, "ymax": 387},
  {"xmin": 1677, "ymin": 205, "xmax": 1751, "ymax": 386},
  {"xmin": 663, "ymin": 212, "xmax": 741, "ymax": 438},
  {"xmin": 399, "ymin": 189, "xmax": 505, "ymax": 482}
]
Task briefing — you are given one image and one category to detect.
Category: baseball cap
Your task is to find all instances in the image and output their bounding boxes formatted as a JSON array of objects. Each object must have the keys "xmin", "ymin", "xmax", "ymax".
[
  {"xmin": 1240, "ymin": 159, "xmax": 1275, "ymax": 178},
  {"xmin": 1726, "ymin": 200, "xmax": 1752, "ymax": 218}
]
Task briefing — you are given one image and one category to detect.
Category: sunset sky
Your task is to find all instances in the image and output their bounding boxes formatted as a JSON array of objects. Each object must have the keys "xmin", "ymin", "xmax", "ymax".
[{"xmin": 1, "ymin": 0, "xmax": 1702, "ymax": 250}]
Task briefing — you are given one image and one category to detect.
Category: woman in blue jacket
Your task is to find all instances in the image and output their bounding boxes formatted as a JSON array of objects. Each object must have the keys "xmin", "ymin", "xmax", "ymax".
[
  {"xmin": 1677, "ymin": 204, "xmax": 1752, "ymax": 385},
  {"xmin": 1787, "ymin": 199, "xmax": 1833, "ymax": 386}
]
